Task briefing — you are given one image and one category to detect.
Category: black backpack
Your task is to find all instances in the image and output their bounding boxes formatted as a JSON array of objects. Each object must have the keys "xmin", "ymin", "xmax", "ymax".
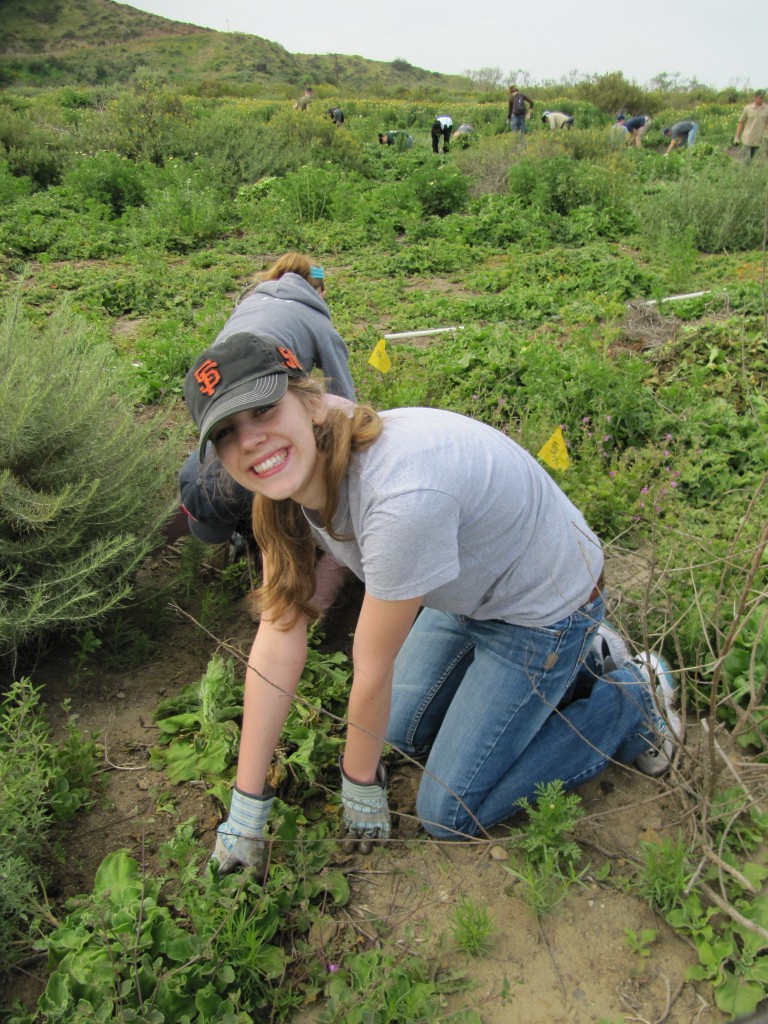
[{"xmin": 512, "ymin": 92, "xmax": 527, "ymax": 116}]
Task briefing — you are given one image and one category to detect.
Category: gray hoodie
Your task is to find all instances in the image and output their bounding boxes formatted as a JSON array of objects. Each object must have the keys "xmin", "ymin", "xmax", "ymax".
[{"xmin": 213, "ymin": 272, "xmax": 355, "ymax": 400}]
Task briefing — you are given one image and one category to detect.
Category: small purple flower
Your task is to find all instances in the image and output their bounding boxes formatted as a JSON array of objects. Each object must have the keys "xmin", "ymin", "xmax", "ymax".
[
  {"xmin": 604, "ymin": 434, "xmax": 611, "ymax": 442},
  {"xmin": 641, "ymin": 486, "xmax": 649, "ymax": 495},
  {"xmin": 328, "ymin": 963, "xmax": 339, "ymax": 973},
  {"xmin": 609, "ymin": 470, "xmax": 616, "ymax": 478},
  {"xmin": 605, "ymin": 414, "xmax": 612, "ymax": 422},
  {"xmin": 582, "ymin": 416, "xmax": 591, "ymax": 424}
]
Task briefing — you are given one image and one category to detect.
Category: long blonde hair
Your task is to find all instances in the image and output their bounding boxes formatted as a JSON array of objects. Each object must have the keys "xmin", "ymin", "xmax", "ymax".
[
  {"xmin": 238, "ymin": 252, "xmax": 324, "ymax": 305},
  {"xmin": 251, "ymin": 378, "xmax": 382, "ymax": 625}
]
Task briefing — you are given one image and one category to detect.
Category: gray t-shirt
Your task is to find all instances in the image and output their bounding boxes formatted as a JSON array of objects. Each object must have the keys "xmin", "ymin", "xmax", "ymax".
[{"xmin": 305, "ymin": 408, "xmax": 603, "ymax": 627}]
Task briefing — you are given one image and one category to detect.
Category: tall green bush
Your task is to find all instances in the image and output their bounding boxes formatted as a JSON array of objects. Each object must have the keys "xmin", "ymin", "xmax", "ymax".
[
  {"xmin": 0, "ymin": 293, "xmax": 180, "ymax": 671},
  {"xmin": 639, "ymin": 158, "xmax": 768, "ymax": 252}
]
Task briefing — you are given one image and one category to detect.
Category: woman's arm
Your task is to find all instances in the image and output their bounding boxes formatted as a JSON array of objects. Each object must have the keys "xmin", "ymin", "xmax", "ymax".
[
  {"xmin": 343, "ymin": 592, "xmax": 422, "ymax": 783},
  {"xmin": 236, "ymin": 610, "xmax": 309, "ymax": 795}
]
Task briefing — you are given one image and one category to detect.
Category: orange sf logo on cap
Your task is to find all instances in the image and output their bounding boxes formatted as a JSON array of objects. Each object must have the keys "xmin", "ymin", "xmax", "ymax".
[
  {"xmin": 278, "ymin": 346, "xmax": 304, "ymax": 372},
  {"xmin": 195, "ymin": 359, "xmax": 221, "ymax": 396}
]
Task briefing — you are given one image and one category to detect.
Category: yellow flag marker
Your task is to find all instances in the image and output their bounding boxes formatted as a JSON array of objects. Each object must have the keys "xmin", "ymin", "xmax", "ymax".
[
  {"xmin": 368, "ymin": 338, "xmax": 391, "ymax": 373},
  {"xmin": 537, "ymin": 426, "xmax": 571, "ymax": 471}
]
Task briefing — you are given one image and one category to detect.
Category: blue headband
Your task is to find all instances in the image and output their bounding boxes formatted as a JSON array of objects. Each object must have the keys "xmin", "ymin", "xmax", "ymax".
[{"xmin": 310, "ymin": 265, "xmax": 324, "ymax": 280}]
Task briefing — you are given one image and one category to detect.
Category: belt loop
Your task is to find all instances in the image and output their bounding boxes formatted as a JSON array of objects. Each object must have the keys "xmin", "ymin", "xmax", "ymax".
[{"xmin": 588, "ymin": 571, "xmax": 605, "ymax": 604}]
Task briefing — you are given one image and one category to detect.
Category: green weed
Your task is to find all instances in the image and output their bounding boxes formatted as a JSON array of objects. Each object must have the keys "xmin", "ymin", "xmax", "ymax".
[
  {"xmin": 624, "ymin": 927, "xmax": 658, "ymax": 957},
  {"xmin": 0, "ymin": 679, "xmax": 99, "ymax": 976},
  {"xmin": 450, "ymin": 895, "xmax": 495, "ymax": 957},
  {"xmin": 504, "ymin": 781, "xmax": 588, "ymax": 914}
]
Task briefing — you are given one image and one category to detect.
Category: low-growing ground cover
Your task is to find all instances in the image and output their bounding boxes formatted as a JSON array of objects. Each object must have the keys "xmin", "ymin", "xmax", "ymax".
[{"xmin": 1, "ymin": 79, "xmax": 767, "ymax": 1023}]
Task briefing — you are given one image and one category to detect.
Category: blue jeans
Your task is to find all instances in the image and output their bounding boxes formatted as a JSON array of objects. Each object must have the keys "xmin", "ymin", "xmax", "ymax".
[
  {"xmin": 686, "ymin": 123, "xmax": 698, "ymax": 147},
  {"xmin": 509, "ymin": 114, "xmax": 527, "ymax": 133},
  {"xmin": 386, "ymin": 597, "xmax": 655, "ymax": 838}
]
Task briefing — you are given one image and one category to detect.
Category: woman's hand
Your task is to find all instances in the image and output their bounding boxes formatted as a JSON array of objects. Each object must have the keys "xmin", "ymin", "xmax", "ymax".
[
  {"xmin": 210, "ymin": 785, "xmax": 275, "ymax": 875},
  {"xmin": 340, "ymin": 759, "xmax": 390, "ymax": 854}
]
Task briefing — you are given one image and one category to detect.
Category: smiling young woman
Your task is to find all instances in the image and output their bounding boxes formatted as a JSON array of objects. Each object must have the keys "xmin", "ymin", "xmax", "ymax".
[{"xmin": 183, "ymin": 333, "xmax": 682, "ymax": 875}]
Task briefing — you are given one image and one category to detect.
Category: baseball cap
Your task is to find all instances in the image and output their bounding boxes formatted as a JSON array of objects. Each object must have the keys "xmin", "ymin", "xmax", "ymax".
[
  {"xmin": 616, "ymin": 113, "xmax": 626, "ymax": 121},
  {"xmin": 184, "ymin": 332, "xmax": 307, "ymax": 459}
]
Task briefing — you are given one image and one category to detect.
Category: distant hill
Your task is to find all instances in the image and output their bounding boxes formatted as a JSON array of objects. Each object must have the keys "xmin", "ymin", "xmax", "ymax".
[{"xmin": 0, "ymin": 0, "xmax": 472, "ymax": 95}]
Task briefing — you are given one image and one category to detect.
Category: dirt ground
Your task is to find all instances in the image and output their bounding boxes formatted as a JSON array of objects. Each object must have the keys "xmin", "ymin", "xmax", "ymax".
[{"xmin": 10, "ymin": 542, "xmax": 727, "ymax": 1024}]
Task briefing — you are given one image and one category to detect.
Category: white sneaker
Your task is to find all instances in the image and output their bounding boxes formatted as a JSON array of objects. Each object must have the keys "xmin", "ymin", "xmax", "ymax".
[
  {"xmin": 591, "ymin": 623, "xmax": 631, "ymax": 675},
  {"xmin": 634, "ymin": 651, "xmax": 682, "ymax": 776}
]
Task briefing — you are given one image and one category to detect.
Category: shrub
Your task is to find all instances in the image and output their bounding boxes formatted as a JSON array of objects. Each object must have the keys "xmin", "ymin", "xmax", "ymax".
[
  {"xmin": 639, "ymin": 158, "xmax": 768, "ymax": 252},
  {"xmin": 410, "ymin": 162, "xmax": 470, "ymax": 217},
  {"xmin": 61, "ymin": 151, "xmax": 153, "ymax": 216},
  {"xmin": 0, "ymin": 158, "xmax": 32, "ymax": 204},
  {"xmin": 0, "ymin": 293, "xmax": 180, "ymax": 670}
]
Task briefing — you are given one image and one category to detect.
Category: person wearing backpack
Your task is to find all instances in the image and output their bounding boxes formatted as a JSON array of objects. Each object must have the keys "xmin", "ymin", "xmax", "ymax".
[{"xmin": 508, "ymin": 85, "xmax": 534, "ymax": 134}]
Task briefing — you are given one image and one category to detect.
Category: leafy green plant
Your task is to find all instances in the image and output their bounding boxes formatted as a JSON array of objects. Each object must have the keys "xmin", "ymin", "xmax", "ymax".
[
  {"xmin": 318, "ymin": 947, "xmax": 481, "ymax": 1024},
  {"xmin": 512, "ymin": 779, "xmax": 584, "ymax": 868},
  {"xmin": 151, "ymin": 654, "xmax": 243, "ymax": 790},
  {"xmin": 11, "ymin": 817, "xmax": 359, "ymax": 1024},
  {"xmin": 0, "ymin": 678, "xmax": 99, "ymax": 977},
  {"xmin": 718, "ymin": 602, "xmax": 768, "ymax": 749},
  {"xmin": 151, "ymin": 641, "xmax": 351, "ymax": 804},
  {"xmin": 624, "ymin": 927, "xmax": 657, "ymax": 958},
  {"xmin": 504, "ymin": 780, "xmax": 587, "ymax": 914}
]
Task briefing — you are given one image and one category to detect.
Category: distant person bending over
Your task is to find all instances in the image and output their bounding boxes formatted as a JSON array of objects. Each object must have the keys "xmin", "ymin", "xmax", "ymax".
[
  {"xmin": 508, "ymin": 85, "xmax": 534, "ymax": 134},
  {"xmin": 663, "ymin": 120, "xmax": 698, "ymax": 154},
  {"xmin": 542, "ymin": 110, "xmax": 574, "ymax": 130},
  {"xmin": 378, "ymin": 130, "xmax": 414, "ymax": 149},
  {"xmin": 451, "ymin": 123, "xmax": 475, "ymax": 147},
  {"xmin": 326, "ymin": 106, "xmax": 345, "ymax": 126},
  {"xmin": 451, "ymin": 122, "xmax": 474, "ymax": 139},
  {"xmin": 294, "ymin": 87, "xmax": 313, "ymax": 110},
  {"xmin": 431, "ymin": 115, "xmax": 453, "ymax": 153},
  {"xmin": 621, "ymin": 113, "xmax": 652, "ymax": 147},
  {"xmin": 175, "ymin": 253, "xmax": 355, "ymax": 548},
  {"xmin": 181, "ymin": 333, "xmax": 683, "ymax": 875},
  {"xmin": 734, "ymin": 90, "xmax": 767, "ymax": 160}
]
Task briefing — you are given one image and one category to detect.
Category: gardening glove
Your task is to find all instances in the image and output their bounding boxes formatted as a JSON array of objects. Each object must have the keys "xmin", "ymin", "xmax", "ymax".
[
  {"xmin": 340, "ymin": 758, "xmax": 390, "ymax": 854},
  {"xmin": 210, "ymin": 785, "xmax": 274, "ymax": 876}
]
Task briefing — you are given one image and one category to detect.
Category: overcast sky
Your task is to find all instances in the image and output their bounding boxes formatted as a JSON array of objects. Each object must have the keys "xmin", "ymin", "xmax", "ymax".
[{"xmin": 120, "ymin": 0, "xmax": 762, "ymax": 91}]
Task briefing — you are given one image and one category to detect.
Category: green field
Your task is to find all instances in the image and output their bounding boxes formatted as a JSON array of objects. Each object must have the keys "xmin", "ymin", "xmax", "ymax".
[{"xmin": 1, "ymin": 54, "xmax": 768, "ymax": 1024}]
